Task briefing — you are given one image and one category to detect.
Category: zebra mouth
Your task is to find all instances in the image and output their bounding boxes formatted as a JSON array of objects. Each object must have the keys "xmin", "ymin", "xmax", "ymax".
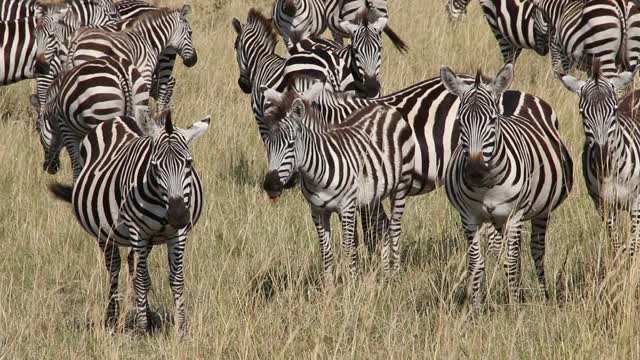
[
  {"xmin": 43, "ymin": 160, "xmax": 59, "ymax": 175},
  {"xmin": 238, "ymin": 77, "xmax": 251, "ymax": 94}
]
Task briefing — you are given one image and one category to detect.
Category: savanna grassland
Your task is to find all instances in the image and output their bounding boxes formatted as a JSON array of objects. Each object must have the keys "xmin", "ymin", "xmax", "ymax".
[{"xmin": 1, "ymin": 0, "xmax": 640, "ymax": 358}]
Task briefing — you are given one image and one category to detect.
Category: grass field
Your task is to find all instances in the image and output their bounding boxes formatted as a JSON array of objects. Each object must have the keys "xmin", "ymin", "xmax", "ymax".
[{"xmin": 1, "ymin": 0, "xmax": 640, "ymax": 358}]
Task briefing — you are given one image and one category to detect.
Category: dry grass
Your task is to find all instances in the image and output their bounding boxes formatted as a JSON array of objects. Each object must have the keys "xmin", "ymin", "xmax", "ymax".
[{"xmin": 1, "ymin": 0, "xmax": 640, "ymax": 358}]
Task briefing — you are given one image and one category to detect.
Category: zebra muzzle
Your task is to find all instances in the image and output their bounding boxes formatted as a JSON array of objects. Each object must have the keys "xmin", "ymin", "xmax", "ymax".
[
  {"xmin": 465, "ymin": 157, "xmax": 490, "ymax": 187},
  {"xmin": 182, "ymin": 51, "xmax": 198, "ymax": 68},
  {"xmin": 34, "ymin": 54, "xmax": 50, "ymax": 76},
  {"xmin": 263, "ymin": 171, "xmax": 284, "ymax": 201},
  {"xmin": 238, "ymin": 77, "xmax": 251, "ymax": 94},
  {"xmin": 167, "ymin": 198, "xmax": 190, "ymax": 228}
]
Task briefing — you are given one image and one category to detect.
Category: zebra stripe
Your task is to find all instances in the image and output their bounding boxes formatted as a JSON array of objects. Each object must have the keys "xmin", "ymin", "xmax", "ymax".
[
  {"xmin": 65, "ymin": 5, "xmax": 196, "ymax": 106},
  {"xmin": 262, "ymin": 90, "xmax": 415, "ymax": 281},
  {"xmin": 624, "ymin": 1, "xmax": 640, "ymax": 70},
  {"xmin": 441, "ymin": 64, "xmax": 573, "ymax": 306},
  {"xmin": 447, "ymin": 0, "xmax": 549, "ymax": 64},
  {"xmin": 560, "ymin": 63, "xmax": 638, "ymax": 256},
  {"xmin": 48, "ymin": 111, "xmax": 209, "ymax": 335},
  {"xmin": 0, "ymin": 18, "xmax": 38, "ymax": 85},
  {"xmin": 30, "ymin": 56, "xmax": 149, "ymax": 179},
  {"xmin": 115, "ymin": 0, "xmax": 155, "ymax": 19},
  {"xmin": 0, "ymin": 0, "xmax": 41, "ymax": 20},
  {"xmin": 532, "ymin": 0, "xmax": 626, "ymax": 77}
]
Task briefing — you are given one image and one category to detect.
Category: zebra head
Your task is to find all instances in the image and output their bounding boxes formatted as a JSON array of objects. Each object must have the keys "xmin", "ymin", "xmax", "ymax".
[
  {"xmin": 30, "ymin": 90, "xmax": 63, "ymax": 175},
  {"xmin": 340, "ymin": 8, "xmax": 388, "ymax": 98},
  {"xmin": 164, "ymin": 5, "xmax": 198, "ymax": 68},
  {"xmin": 143, "ymin": 110, "xmax": 210, "ymax": 229},
  {"xmin": 90, "ymin": 0, "xmax": 120, "ymax": 23},
  {"xmin": 441, "ymin": 64, "xmax": 514, "ymax": 186},
  {"xmin": 560, "ymin": 66, "xmax": 633, "ymax": 153},
  {"xmin": 34, "ymin": 5, "xmax": 71, "ymax": 76},
  {"xmin": 232, "ymin": 9, "xmax": 279, "ymax": 94},
  {"xmin": 446, "ymin": 0, "xmax": 470, "ymax": 20},
  {"xmin": 262, "ymin": 96, "xmax": 308, "ymax": 200}
]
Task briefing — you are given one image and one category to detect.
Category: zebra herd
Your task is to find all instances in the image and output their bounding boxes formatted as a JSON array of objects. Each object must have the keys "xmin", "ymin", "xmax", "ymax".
[
  {"xmin": 3, "ymin": 0, "xmax": 640, "ymax": 339},
  {"xmin": 2, "ymin": 0, "xmax": 207, "ymax": 335}
]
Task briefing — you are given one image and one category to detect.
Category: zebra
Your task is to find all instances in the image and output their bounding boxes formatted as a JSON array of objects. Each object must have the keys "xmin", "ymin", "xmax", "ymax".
[
  {"xmin": 232, "ymin": 8, "xmax": 361, "ymax": 143},
  {"xmin": 261, "ymin": 87, "xmax": 416, "ymax": 281},
  {"xmin": 29, "ymin": 56, "xmax": 149, "ymax": 179},
  {"xmin": 287, "ymin": 5, "xmax": 390, "ymax": 98},
  {"xmin": 272, "ymin": 0, "xmax": 407, "ymax": 52},
  {"xmin": 559, "ymin": 62, "xmax": 638, "ymax": 257},
  {"xmin": 64, "ymin": 5, "xmax": 197, "ymax": 108},
  {"xmin": 0, "ymin": 0, "xmax": 41, "ymax": 20},
  {"xmin": 48, "ymin": 110, "xmax": 209, "ymax": 335},
  {"xmin": 115, "ymin": 0, "xmax": 156, "ymax": 19},
  {"xmin": 446, "ymin": 0, "xmax": 549, "ymax": 65},
  {"xmin": 440, "ymin": 64, "xmax": 573, "ymax": 306},
  {"xmin": 531, "ymin": 0, "xmax": 626, "ymax": 78}
]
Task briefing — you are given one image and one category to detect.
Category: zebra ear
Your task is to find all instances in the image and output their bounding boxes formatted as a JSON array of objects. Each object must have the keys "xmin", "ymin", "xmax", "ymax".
[
  {"xmin": 559, "ymin": 75, "xmax": 585, "ymax": 96},
  {"xmin": 339, "ymin": 21, "xmax": 359, "ymax": 35},
  {"xmin": 488, "ymin": 63, "xmax": 513, "ymax": 97},
  {"xmin": 180, "ymin": 5, "xmax": 192, "ymax": 18},
  {"xmin": 370, "ymin": 17, "xmax": 388, "ymax": 33},
  {"xmin": 611, "ymin": 71, "xmax": 634, "ymax": 92},
  {"xmin": 232, "ymin": 18, "xmax": 242, "ymax": 34},
  {"xmin": 183, "ymin": 116, "xmax": 211, "ymax": 146},
  {"xmin": 290, "ymin": 98, "xmax": 306, "ymax": 121},
  {"xmin": 440, "ymin": 66, "xmax": 469, "ymax": 98}
]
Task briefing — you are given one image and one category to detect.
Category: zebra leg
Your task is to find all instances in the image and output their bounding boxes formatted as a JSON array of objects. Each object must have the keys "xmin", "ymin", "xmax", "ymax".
[
  {"xmin": 503, "ymin": 219, "xmax": 524, "ymax": 303},
  {"xmin": 360, "ymin": 203, "xmax": 389, "ymax": 256},
  {"xmin": 99, "ymin": 240, "xmax": 121, "ymax": 330},
  {"xmin": 389, "ymin": 187, "xmax": 409, "ymax": 275},
  {"xmin": 132, "ymin": 241, "xmax": 152, "ymax": 334},
  {"xmin": 127, "ymin": 249, "xmax": 135, "ymax": 306},
  {"xmin": 167, "ymin": 236, "xmax": 188, "ymax": 337},
  {"xmin": 530, "ymin": 216, "xmax": 550, "ymax": 300},
  {"xmin": 340, "ymin": 203, "xmax": 359, "ymax": 280},
  {"xmin": 605, "ymin": 208, "xmax": 621, "ymax": 256},
  {"xmin": 550, "ymin": 36, "xmax": 569, "ymax": 78},
  {"xmin": 486, "ymin": 224, "xmax": 504, "ymax": 257},
  {"xmin": 312, "ymin": 209, "xmax": 334, "ymax": 286},
  {"xmin": 462, "ymin": 217, "xmax": 485, "ymax": 308},
  {"xmin": 629, "ymin": 205, "xmax": 640, "ymax": 257}
]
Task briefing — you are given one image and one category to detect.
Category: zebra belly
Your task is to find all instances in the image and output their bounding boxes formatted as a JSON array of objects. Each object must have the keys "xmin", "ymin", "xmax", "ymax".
[
  {"xmin": 468, "ymin": 186, "xmax": 523, "ymax": 225},
  {"xmin": 597, "ymin": 174, "xmax": 639, "ymax": 209}
]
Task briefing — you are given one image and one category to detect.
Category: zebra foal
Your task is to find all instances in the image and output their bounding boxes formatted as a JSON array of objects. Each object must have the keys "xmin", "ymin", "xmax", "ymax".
[
  {"xmin": 261, "ymin": 87, "xmax": 416, "ymax": 281},
  {"xmin": 49, "ymin": 110, "xmax": 209, "ymax": 335},
  {"xmin": 441, "ymin": 64, "xmax": 573, "ymax": 305},
  {"xmin": 560, "ymin": 62, "xmax": 640, "ymax": 256}
]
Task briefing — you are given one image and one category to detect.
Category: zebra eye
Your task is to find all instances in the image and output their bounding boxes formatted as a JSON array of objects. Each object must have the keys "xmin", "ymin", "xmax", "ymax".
[{"xmin": 185, "ymin": 157, "xmax": 193, "ymax": 166}]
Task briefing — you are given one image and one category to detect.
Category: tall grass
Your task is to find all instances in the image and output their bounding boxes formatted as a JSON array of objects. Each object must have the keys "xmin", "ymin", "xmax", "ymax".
[{"xmin": 0, "ymin": 0, "xmax": 639, "ymax": 358}]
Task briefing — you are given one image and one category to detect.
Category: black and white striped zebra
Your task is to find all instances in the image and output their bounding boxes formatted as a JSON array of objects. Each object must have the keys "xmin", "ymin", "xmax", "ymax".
[
  {"xmin": 446, "ymin": 0, "xmax": 549, "ymax": 64},
  {"xmin": 261, "ymin": 88, "xmax": 416, "ymax": 280},
  {"xmin": 560, "ymin": 62, "xmax": 638, "ymax": 257},
  {"xmin": 48, "ymin": 110, "xmax": 209, "ymax": 335},
  {"xmin": 287, "ymin": 6, "xmax": 390, "ymax": 98},
  {"xmin": 0, "ymin": 0, "xmax": 41, "ymax": 20},
  {"xmin": 232, "ymin": 9, "xmax": 360, "ymax": 143},
  {"xmin": 30, "ymin": 56, "xmax": 149, "ymax": 179},
  {"xmin": 531, "ymin": 0, "xmax": 626, "ymax": 78},
  {"xmin": 440, "ymin": 64, "xmax": 573, "ymax": 305},
  {"xmin": 272, "ymin": 0, "xmax": 407, "ymax": 52},
  {"xmin": 624, "ymin": 1, "xmax": 640, "ymax": 70},
  {"xmin": 65, "ymin": 5, "xmax": 196, "ymax": 108}
]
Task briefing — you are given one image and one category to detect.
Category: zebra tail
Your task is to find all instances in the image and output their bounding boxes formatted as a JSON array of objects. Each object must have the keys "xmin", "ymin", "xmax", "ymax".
[
  {"xmin": 49, "ymin": 183, "xmax": 73, "ymax": 203},
  {"xmin": 383, "ymin": 25, "xmax": 408, "ymax": 54}
]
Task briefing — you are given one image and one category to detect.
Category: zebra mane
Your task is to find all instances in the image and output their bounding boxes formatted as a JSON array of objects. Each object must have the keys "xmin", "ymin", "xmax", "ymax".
[
  {"xmin": 247, "ymin": 8, "xmax": 278, "ymax": 48},
  {"xmin": 592, "ymin": 59, "xmax": 602, "ymax": 86}
]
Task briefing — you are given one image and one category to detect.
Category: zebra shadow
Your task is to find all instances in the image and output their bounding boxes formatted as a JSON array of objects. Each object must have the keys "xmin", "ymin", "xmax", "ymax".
[
  {"xmin": 71, "ymin": 306, "xmax": 174, "ymax": 336},
  {"xmin": 249, "ymin": 266, "xmax": 323, "ymax": 304}
]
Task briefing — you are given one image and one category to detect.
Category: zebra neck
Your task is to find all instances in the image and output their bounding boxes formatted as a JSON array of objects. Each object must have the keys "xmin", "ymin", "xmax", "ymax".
[
  {"xmin": 295, "ymin": 127, "xmax": 328, "ymax": 186},
  {"xmin": 251, "ymin": 53, "xmax": 283, "ymax": 84},
  {"xmin": 537, "ymin": 0, "xmax": 571, "ymax": 24},
  {"xmin": 130, "ymin": 22, "xmax": 172, "ymax": 59}
]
